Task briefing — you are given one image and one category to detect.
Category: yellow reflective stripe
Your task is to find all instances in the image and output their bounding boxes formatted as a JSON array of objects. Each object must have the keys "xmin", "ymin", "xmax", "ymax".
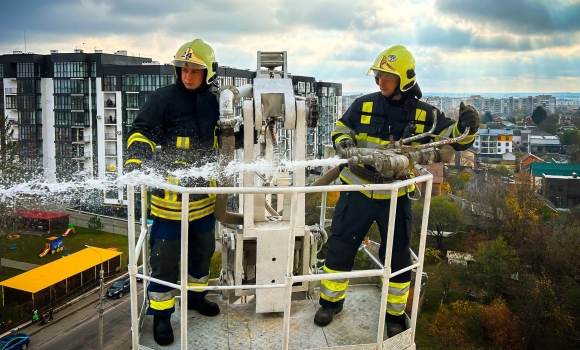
[
  {"xmin": 213, "ymin": 126, "xmax": 219, "ymax": 150},
  {"xmin": 355, "ymin": 133, "xmax": 390, "ymax": 147},
  {"xmin": 334, "ymin": 135, "xmax": 351, "ymax": 147},
  {"xmin": 320, "ymin": 285, "xmax": 347, "ymax": 302},
  {"xmin": 127, "ymin": 133, "xmax": 156, "ymax": 152},
  {"xmin": 176, "ymin": 136, "xmax": 190, "ymax": 149},
  {"xmin": 125, "ymin": 159, "xmax": 141, "ymax": 165},
  {"xmin": 188, "ymin": 278, "xmax": 209, "ymax": 293},
  {"xmin": 389, "ymin": 281, "xmax": 411, "ymax": 295},
  {"xmin": 415, "ymin": 108, "xmax": 427, "ymax": 122},
  {"xmin": 339, "ymin": 168, "xmax": 411, "ymax": 199},
  {"xmin": 334, "ymin": 121, "xmax": 356, "ymax": 139},
  {"xmin": 321, "ymin": 279, "xmax": 349, "ymax": 293},
  {"xmin": 361, "ymin": 115, "xmax": 371, "ymax": 124},
  {"xmin": 149, "ymin": 298, "xmax": 175, "ymax": 311},
  {"xmin": 164, "ymin": 175, "xmax": 179, "ymax": 202},
  {"xmin": 362, "ymin": 102, "xmax": 373, "ymax": 113},
  {"xmin": 151, "ymin": 195, "xmax": 216, "ymax": 210},
  {"xmin": 450, "ymin": 123, "xmax": 476, "ymax": 144},
  {"xmin": 415, "ymin": 123, "xmax": 425, "ymax": 133},
  {"xmin": 150, "ymin": 204, "xmax": 215, "ymax": 221}
]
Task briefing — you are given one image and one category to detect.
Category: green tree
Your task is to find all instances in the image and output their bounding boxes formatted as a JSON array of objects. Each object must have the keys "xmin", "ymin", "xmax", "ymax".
[
  {"xmin": 531, "ymin": 106, "xmax": 547, "ymax": 125},
  {"xmin": 560, "ymin": 129, "xmax": 580, "ymax": 146},
  {"xmin": 87, "ymin": 215, "xmax": 105, "ymax": 231},
  {"xmin": 413, "ymin": 195, "xmax": 464, "ymax": 250},
  {"xmin": 483, "ymin": 111, "xmax": 494, "ymax": 123},
  {"xmin": 537, "ymin": 113, "xmax": 559, "ymax": 135},
  {"xmin": 494, "ymin": 164, "xmax": 512, "ymax": 178},
  {"xmin": 459, "ymin": 237, "xmax": 519, "ymax": 298}
]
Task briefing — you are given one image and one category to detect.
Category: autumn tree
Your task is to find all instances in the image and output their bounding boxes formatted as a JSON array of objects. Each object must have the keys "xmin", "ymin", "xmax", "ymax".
[
  {"xmin": 465, "ymin": 172, "xmax": 507, "ymax": 240},
  {"xmin": 483, "ymin": 298, "xmax": 523, "ymax": 349},
  {"xmin": 413, "ymin": 195, "xmax": 465, "ymax": 250}
]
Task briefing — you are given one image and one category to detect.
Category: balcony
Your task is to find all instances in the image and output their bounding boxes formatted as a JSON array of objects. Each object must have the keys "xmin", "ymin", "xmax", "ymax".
[
  {"xmin": 105, "ymin": 133, "xmax": 117, "ymax": 140},
  {"xmin": 105, "ymin": 99, "xmax": 116, "ymax": 108},
  {"xmin": 4, "ymin": 88, "xmax": 17, "ymax": 94}
]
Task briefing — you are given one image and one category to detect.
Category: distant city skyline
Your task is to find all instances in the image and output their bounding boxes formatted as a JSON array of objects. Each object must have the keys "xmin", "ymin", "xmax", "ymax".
[{"xmin": 1, "ymin": 0, "xmax": 579, "ymax": 94}]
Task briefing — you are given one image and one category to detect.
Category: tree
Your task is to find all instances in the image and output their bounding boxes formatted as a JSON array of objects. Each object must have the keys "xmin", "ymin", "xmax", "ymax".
[
  {"xmin": 537, "ymin": 113, "xmax": 559, "ymax": 135},
  {"xmin": 483, "ymin": 298, "xmax": 523, "ymax": 349},
  {"xmin": 483, "ymin": 111, "xmax": 494, "ymax": 123},
  {"xmin": 413, "ymin": 195, "xmax": 465, "ymax": 249},
  {"xmin": 560, "ymin": 129, "xmax": 580, "ymax": 146},
  {"xmin": 465, "ymin": 172, "xmax": 507, "ymax": 240},
  {"xmin": 494, "ymin": 164, "xmax": 512, "ymax": 178},
  {"xmin": 459, "ymin": 237, "xmax": 519, "ymax": 298},
  {"xmin": 531, "ymin": 106, "xmax": 547, "ymax": 125},
  {"xmin": 87, "ymin": 215, "xmax": 105, "ymax": 231}
]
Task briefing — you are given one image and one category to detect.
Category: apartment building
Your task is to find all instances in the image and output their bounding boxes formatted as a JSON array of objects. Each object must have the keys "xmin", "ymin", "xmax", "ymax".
[
  {"xmin": 1, "ymin": 49, "xmax": 341, "ymax": 206},
  {"xmin": 472, "ymin": 128, "xmax": 514, "ymax": 161}
]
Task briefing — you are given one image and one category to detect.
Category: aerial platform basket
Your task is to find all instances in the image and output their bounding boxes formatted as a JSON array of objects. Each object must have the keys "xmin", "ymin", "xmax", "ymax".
[{"xmin": 126, "ymin": 174, "xmax": 433, "ymax": 350}]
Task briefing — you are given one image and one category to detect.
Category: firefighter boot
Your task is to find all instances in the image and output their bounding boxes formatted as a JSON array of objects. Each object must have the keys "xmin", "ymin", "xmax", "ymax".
[
  {"xmin": 313, "ymin": 305, "xmax": 343, "ymax": 327},
  {"xmin": 153, "ymin": 315, "xmax": 174, "ymax": 345},
  {"xmin": 386, "ymin": 314, "xmax": 406, "ymax": 337},
  {"xmin": 188, "ymin": 296, "xmax": 220, "ymax": 316}
]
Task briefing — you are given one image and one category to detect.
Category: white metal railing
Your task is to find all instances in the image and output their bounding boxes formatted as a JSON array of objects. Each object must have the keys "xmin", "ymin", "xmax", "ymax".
[{"xmin": 127, "ymin": 172, "xmax": 433, "ymax": 350}]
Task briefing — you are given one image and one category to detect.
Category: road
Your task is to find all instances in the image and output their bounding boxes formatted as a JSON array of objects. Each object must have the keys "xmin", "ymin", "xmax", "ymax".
[{"xmin": 30, "ymin": 283, "xmax": 144, "ymax": 350}]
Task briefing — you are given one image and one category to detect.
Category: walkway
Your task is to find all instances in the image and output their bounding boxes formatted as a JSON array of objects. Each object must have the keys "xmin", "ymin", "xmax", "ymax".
[{"xmin": 1, "ymin": 258, "xmax": 39, "ymax": 271}]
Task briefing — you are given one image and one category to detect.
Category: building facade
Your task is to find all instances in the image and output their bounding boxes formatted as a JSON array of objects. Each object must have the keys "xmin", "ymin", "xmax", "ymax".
[{"xmin": 1, "ymin": 49, "xmax": 341, "ymax": 206}]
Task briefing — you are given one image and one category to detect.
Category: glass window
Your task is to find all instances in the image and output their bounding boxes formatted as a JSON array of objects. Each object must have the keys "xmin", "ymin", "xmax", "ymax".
[
  {"xmin": 0, "ymin": 64, "xmax": 3, "ymax": 78},
  {"xmin": 122, "ymin": 74, "xmax": 139, "ymax": 92},
  {"xmin": 125, "ymin": 93, "xmax": 140, "ymax": 108},
  {"xmin": 103, "ymin": 75, "xmax": 116, "ymax": 91},
  {"xmin": 126, "ymin": 109, "xmax": 139, "ymax": 125},
  {"xmin": 71, "ymin": 95, "xmax": 88, "ymax": 110},
  {"xmin": 17, "ymin": 63, "xmax": 37, "ymax": 78},
  {"xmin": 54, "ymin": 62, "xmax": 88, "ymax": 78}
]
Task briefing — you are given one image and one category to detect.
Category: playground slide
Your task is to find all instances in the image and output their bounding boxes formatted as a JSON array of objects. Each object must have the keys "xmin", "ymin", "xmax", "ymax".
[
  {"xmin": 62, "ymin": 225, "xmax": 75, "ymax": 237},
  {"xmin": 39, "ymin": 245, "xmax": 50, "ymax": 258},
  {"xmin": 62, "ymin": 229, "xmax": 72, "ymax": 237}
]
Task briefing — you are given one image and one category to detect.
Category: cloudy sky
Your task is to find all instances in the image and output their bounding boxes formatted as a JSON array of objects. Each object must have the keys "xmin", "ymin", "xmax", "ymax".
[{"xmin": 1, "ymin": 0, "xmax": 579, "ymax": 94}]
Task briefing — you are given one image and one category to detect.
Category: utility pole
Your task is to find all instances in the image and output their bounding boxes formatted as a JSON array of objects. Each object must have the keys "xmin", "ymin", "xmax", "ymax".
[
  {"xmin": 87, "ymin": 245, "xmax": 104, "ymax": 350},
  {"xmin": 99, "ymin": 267, "xmax": 104, "ymax": 350}
]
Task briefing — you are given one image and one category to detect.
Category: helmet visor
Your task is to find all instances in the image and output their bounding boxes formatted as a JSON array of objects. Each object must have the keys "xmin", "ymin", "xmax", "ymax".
[
  {"xmin": 172, "ymin": 60, "xmax": 207, "ymax": 70},
  {"xmin": 366, "ymin": 69, "xmax": 399, "ymax": 81}
]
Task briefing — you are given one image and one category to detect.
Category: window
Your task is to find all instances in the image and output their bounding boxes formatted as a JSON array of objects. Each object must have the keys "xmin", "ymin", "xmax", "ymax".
[
  {"xmin": 0, "ymin": 64, "xmax": 3, "ymax": 78},
  {"xmin": 18, "ymin": 111, "xmax": 37, "ymax": 125},
  {"xmin": 558, "ymin": 185, "xmax": 563, "ymax": 192},
  {"xmin": 71, "ymin": 95, "xmax": 88, "ymax": 110},
  {"xmin": 103, "ymin": 75, "xmax": 116, "ymax": 91},
  {"xmin": 126, "ymin": 110, "xmax": 139, "ymax": 125},
  {"xmin": 17, "ymin": 95, "xmax": 38, "ymax": 109},
  {"xmin": 122, "ymin": 74, "xmax": 139, "ymax": 92},
  {"xmin": 140, "ymin": 75, "xmax": 160, "ymax": 91},
  {"xmin": 17, "ymin": 63, "xmax": 37, "ymax": 78},
  {"xmin": 72, "ymin": 111, "xmax": 89, "ymax": 126},
  {"xmin": 125, "ymin": 93, "xmax": 140, "ymax": 108},
  {"xmin": 55, "ymin": 127, "xmax": 72, "ymax": 141},
  {"xmin": 18, "ymin": 79, "xmax": 39, "ymax": 94},
  {"xmin": 54, "ymin": 62, "xmax": 88, "ymax": 78},
  {"xmin": 71, "ymin": 79, "xmax": 88, "ymax": 94},
  {"xmin": 54, "ymin": 95, "xmax": 71, "ymax": 109}
]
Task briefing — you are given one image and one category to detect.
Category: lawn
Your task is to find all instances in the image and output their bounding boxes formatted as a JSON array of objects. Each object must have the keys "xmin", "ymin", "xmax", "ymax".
[{"xmin": 0, "ymin": 227, "xmax": 136, "ymax": 270}]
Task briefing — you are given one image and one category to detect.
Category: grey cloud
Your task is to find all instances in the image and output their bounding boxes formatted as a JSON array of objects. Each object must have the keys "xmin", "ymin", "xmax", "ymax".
[{"xmin": 435, "ymin": 0, "xmax": 580, "ymax": 34}]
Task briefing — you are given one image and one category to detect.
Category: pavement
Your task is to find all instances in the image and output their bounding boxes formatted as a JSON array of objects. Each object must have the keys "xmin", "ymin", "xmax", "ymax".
[{"xmin": 1, "ymin": 258, "xmax": 39, "ymax": 271}]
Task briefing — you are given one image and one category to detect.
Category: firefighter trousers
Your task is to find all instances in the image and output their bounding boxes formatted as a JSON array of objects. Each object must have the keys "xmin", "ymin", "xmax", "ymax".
[
  {"xmin": 320, "ymin": 191, "xmax": 413, "ymax": 316},
  {"xmin": 146, "ymin": 215, "xmax": 216, "ymax": 316}
]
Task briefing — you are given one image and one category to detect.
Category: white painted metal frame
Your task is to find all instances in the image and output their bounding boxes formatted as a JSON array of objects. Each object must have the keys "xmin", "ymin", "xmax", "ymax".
[{"xmin": 127, "ymin": 173, "xmax": 432, "ymax": 350}]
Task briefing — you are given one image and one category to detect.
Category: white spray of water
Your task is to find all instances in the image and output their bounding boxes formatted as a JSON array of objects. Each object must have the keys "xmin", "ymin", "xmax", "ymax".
[{"xmin": 0, "ymin": 157, "xmax": 348, "ymax": 200}]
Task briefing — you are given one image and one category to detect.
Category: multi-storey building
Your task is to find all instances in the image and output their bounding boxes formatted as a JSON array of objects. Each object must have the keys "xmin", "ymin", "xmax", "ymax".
[
  {"xmin": 472, "ymin": 129, "xmax": 514, "ymax": 161},
  {"xmin": 0, "ymin": 49, "xmax": 341, "ymax": 205}
]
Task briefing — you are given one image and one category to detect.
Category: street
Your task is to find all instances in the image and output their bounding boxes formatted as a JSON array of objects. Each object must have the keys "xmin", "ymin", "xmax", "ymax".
[{"xmin": 29, "ymin": 283, "xmax": 144, "ymax": 350}]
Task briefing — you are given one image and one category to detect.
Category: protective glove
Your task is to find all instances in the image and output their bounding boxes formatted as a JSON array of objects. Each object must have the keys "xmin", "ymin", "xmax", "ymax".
[
  {"xmin": 458, "ymin": 102, "xmax": 479, "ymax": 134},
  {"xmin": 123, "ymin": 160, "xmax": 141, "ymax": 174},
  {"xmin": 336, "ymin": 139, "xmax": 357, "ymax": 158}
]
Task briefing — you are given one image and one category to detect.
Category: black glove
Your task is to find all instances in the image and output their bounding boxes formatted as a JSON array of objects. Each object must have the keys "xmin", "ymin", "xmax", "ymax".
[
  {"xmin": 458, "ymin": 102, "xmax": 479, "ymax": 134},
  {"xmin": 336, "ymin": 139, "xmax": 357, "ymax": 158}
]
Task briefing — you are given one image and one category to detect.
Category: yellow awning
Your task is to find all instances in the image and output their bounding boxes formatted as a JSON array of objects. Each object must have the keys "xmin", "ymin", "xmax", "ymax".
[{"xmin": 0, "ymin": 247, "xmax": 122, "ymax": 294}]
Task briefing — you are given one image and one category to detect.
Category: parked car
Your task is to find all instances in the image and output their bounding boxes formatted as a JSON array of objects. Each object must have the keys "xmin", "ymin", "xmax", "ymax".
[
  {"xmin": 136, "ymin": 267, "xmax": 144, "ymax": 283},
  {"xmin": 0, "ymin": 333, "xmax": 30, "ymax": 350},
  {"xmin": 106, "ymin": 276, "xmax": 130, "ymax": 298}
]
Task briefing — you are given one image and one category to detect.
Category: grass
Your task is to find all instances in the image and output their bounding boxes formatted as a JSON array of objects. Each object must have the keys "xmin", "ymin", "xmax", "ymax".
[
  {"xmin": 0, "ymin": 266, "xmax": 26, "ymax": 283},
  {"xmin": 0, "ymin": 227, "xmax": 135, "ymax": 273}
]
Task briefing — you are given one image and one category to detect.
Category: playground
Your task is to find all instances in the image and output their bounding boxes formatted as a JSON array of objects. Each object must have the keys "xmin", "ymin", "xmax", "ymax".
[{"xmin": 0, "ymin": 226, "xmax": 131, "ymax": 266}]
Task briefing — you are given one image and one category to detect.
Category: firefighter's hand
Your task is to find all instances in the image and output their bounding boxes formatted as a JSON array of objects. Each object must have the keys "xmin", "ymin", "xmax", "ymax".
[
  {"xmin": 337, "ymin": 139, "xmax": 357, "ymax": 158},
  {"xmin": 458, "ymin": 102, "xmax": 479, "ymax": 134},
  {"xmin": 123, "ymin": 161, "xmax": 141, "ymax": 174}
]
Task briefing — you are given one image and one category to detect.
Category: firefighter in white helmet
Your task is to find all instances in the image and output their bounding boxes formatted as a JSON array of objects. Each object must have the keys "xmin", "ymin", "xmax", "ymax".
[{"xmin": 314, "ymin": 45, "xmax": 478, "ymax": 336}]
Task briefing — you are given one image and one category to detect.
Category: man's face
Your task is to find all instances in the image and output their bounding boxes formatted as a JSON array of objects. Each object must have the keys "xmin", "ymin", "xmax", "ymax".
[
  {"xmin": 376, "ymin": 71, "xmax": 400, "ymax": 98},
  {"xmin": 181, "ymin": 66, "xmax": 205, "ymax": 90}
]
